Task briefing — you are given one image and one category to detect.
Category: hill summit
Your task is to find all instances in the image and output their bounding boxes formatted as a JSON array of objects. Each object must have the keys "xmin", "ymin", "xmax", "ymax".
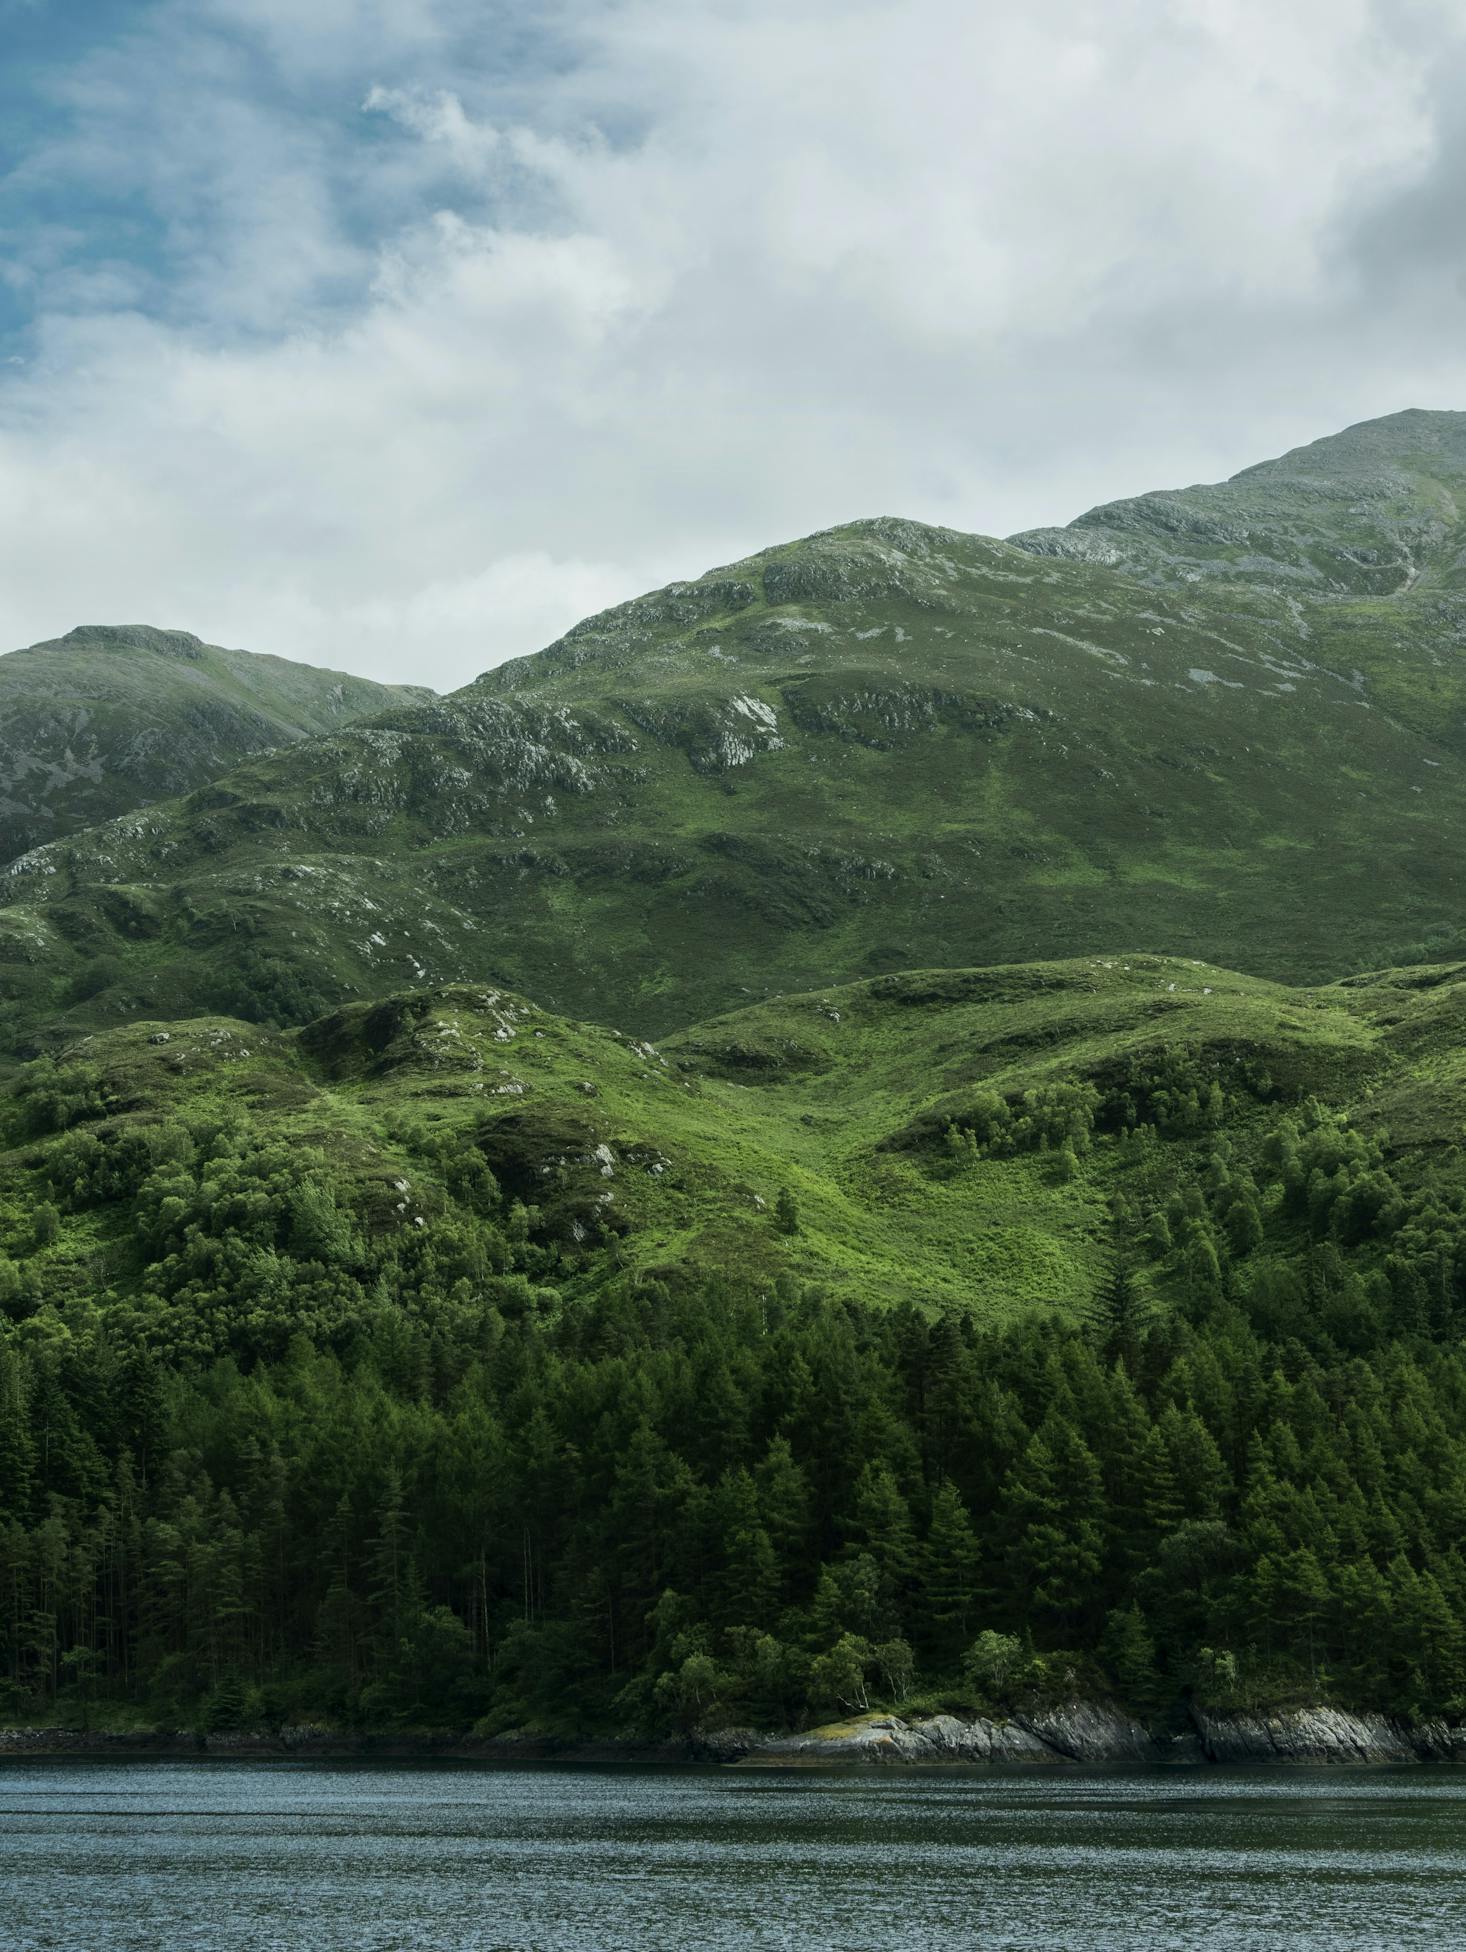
[
  {"xmin": 0, "ymin": 623, "xmax": 432, "ymax": 866},
  {"xmin": 1014, "ymin": 408, "xmax": 1466, "ymax": 596}
]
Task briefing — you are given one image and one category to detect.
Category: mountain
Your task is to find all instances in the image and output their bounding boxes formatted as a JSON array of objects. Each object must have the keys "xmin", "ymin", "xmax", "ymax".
[
  {"xmin": 11, "ymin": 411, "xmax": 1466, "ymax": 1741},
  {"xmin": 0, "ymin": 623, "xmax": 432, "ymax": 866},
  {"xmin": 5, "ymin": 411, "xmax": 1466, "ymax": 1052}
]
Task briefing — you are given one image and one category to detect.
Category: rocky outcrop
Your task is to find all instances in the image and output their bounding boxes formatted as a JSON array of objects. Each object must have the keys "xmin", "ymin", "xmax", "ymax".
[
  {"xmin": 1021, "ymin": 1699, "xmax": 1182, "ymax": 1762},
  {"xmin": 1193, "ymin": 1706, "xmax": 1466, "ymax": 1765},
  {"xmin": 707, "ymin": 1714, "xmax": 1051, "ymax": 1766},
  {"xmin": 709, "ymin": 1701, "xmax": 1186, "ymax": 1767}
]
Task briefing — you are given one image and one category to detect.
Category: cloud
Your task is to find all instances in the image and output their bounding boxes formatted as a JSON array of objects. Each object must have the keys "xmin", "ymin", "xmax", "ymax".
[{"xmin": 0, "ymin": 0, "xmax": 1462, "ymax": 688}]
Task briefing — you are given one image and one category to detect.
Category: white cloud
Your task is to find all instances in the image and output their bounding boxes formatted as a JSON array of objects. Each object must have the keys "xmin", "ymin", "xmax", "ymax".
[{"xmin": 0, "ymin": 0, "xmax": 1462, "ymax": 689}]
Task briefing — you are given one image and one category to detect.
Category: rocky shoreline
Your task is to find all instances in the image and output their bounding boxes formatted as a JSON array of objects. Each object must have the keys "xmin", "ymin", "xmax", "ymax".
[
  {"xmin": 709, "ymin": 1700, "xmax": 1179, "ymax": 1766},
  {"xmin": 1192, "ymin": 1705, "xmax": 1466, "ymax": 1766},
  {"xmin": 3, "ymin": 1700, "xmax": 1465, "ymax": 1767}
]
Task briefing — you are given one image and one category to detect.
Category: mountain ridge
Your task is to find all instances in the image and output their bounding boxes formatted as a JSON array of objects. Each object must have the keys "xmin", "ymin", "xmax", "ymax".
[
  {"xmin": 1012, "ymin": 406, "xmax": 1466, "ymax": 595},
  {"xmin": 5, "ymin": 410, "xmax": 1466, "ymax": 1054}
]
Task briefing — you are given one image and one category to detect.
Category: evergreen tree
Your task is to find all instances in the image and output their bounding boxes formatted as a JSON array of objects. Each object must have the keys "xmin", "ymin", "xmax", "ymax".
[
  {"xmin": 847, "ymin": 1462, "xmax": 917, "ymax": 1608},
  {"xmin": 755, "ymin": 1437, "xmax": 812, "ymax": 1600},
  {"xmin": 1093, "ymin": 1248, "xmax": 1146, "ymax": 1367},
  {"xmin": 999, "ymin": 1423, "xmax": 1106, "ymax": 1638},
  {"xmin": 922, "ymin": 1481, "xmax": 982, "ymax": 1659},
  {"xmin": 1100, "ymin": 1603, "xmax": 1163, "ymax": 1716}
]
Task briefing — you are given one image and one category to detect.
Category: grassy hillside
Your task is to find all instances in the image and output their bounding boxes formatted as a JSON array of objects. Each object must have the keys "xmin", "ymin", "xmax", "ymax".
[
  {"xmin": 0, "ymin": 623, "xmax": 432, "ymax": 865},
  {"xmin": 9, "ymin": 951, "xmax": 1465, "ymax": 1350}
]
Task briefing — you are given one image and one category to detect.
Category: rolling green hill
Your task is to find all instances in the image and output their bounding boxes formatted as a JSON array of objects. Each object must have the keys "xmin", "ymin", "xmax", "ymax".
[
  {"xmin": 8, "ymin": 949, "xmax": 1462, "ymax": 1344},
  {"xmin": 0, "ymin": 623, "xmax": 432, "ymax": 866},
  {"xmin": 5, "ymin": 413, "xmax": 1466, "ymax": 1053}
]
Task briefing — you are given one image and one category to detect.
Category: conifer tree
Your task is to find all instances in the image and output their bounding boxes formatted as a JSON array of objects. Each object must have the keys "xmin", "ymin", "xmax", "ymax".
[
  {"xmin": 999, "ymin": 1423, "xmax": 1106, "ymax": 1637},
  {"xmin": 847, "ymin": 1463, "xmax": 917, "ymax": 1633},
  {"xmin": 922, "ymin": 1481, "xmax": 982, "ymax": 1659},
  {"xmin": 1093, "ymin": 1248, "xmax": 1145, "ymax": 1368},
  {"xmin": 1100, "ymin": 1603, "xmax": 1163, "ymax": 1716}
]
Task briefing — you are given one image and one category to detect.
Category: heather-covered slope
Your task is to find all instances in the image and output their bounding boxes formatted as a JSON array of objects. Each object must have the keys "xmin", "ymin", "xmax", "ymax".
[{"xmin": 0, "ymin": 624, "xmax": 431, "ymax": 865}]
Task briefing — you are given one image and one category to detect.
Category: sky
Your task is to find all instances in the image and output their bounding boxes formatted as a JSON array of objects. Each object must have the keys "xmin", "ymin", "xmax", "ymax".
[{"xmin": 1, "ymin": 0, "xmax": 1464, "ymax": 690}]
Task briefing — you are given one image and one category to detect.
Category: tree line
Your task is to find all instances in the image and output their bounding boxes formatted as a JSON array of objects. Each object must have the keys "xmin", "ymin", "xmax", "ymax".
[{"xmin": 3, "ymin": 1274, "xmax": 1466, "ymax": 1735}]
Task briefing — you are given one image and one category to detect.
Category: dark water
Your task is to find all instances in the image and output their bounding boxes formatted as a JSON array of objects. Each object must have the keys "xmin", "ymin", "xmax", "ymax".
[{"xmin": 3, "ymin": 1761, "xmax": 1465, "ymax": 1950}]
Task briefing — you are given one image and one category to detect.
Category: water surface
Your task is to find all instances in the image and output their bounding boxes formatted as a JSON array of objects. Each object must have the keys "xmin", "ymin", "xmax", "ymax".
[{"xmin": 3, "ymin": 1760, "xmax": 1463, "ymax": 1949}]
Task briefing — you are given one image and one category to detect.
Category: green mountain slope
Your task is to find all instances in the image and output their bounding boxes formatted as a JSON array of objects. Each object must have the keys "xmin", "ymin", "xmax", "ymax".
[
  {"xmin": 12, "ymin": 415, "xmax": 1466, "ymax": 1741},
  {"xmin": 0, "ymin": 623, "xmax": 432, "ymax": 865},
  {"xmin": 7, "ymin": 413, "xmax": 1466, "ymax": 1052},
  {"xmin": 13, "ymin": 414, "xmax": 1466, "ymax": 1740}
]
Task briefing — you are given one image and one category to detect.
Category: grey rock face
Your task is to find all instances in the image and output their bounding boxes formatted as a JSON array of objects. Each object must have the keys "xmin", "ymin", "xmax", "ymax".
[
  {"xmin": 712, "ymin": 1701, "xmax": 1164, "ymax": 1766},
  {"xmin": 1018, "ymin": 1699, "xmax": 1166, "ymax": 1762},
  {"xmin": 1194, "ymin": 1706, "xmax": 1466, "ymax": 1764}
]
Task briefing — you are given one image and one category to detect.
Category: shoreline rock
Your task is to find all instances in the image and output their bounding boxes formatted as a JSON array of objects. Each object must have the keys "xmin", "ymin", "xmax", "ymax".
[
  {"xmin": 713, "ymin": 1699, "xmax": 1466, "ymax": 1767},
  {"xmin": 709, "ymin": 1701, "xmax": 1193, "ymax": 1767},
  {"xmin": 1192, "ymin": 1706, "xmax": 1466, "ymax": 1765}
]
